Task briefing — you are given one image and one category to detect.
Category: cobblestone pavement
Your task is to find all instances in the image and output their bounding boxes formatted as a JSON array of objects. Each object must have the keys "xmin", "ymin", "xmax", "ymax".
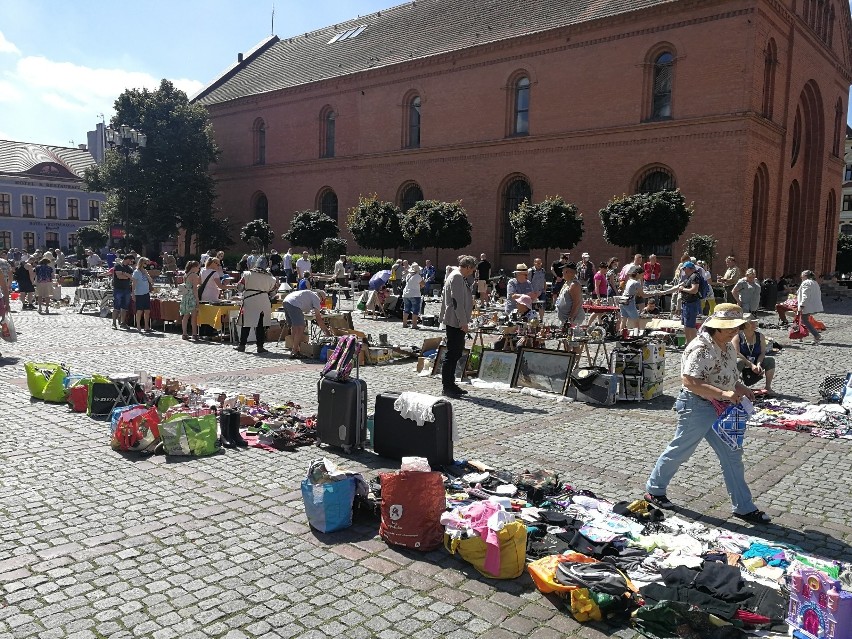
[{"xmin": 1, "ymin": 293, "xmax": 851, "ymax": 639}]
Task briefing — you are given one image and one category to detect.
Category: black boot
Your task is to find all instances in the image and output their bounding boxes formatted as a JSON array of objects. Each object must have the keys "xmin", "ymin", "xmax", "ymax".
[
  {"xmin": 219, "ymin": 410, "xmax": 236, "ymax": 448},
  {"xmin": 230, "ymin": 410, "xmax": 248, "ymax": 447}
]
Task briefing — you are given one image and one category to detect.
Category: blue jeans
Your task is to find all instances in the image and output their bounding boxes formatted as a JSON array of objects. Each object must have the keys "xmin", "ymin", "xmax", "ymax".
[{"xmin": 646, "ymin": 390, "xmax": 757, "ymax": 514}]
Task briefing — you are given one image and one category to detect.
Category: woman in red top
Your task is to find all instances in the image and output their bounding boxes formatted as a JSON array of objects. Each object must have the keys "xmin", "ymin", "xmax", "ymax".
[
  {"xmin": 643, "ymin": 254, "xmax": 662, "ymax": 284},
  {"xmin": 592, "ymin": 262, "xmax": 608, "ymax": 299}
]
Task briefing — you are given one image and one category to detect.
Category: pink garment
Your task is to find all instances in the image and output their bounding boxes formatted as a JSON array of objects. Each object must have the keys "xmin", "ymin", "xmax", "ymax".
[
  {"xmin": 464, "ymin": 501, "xmax": 503, "ymax": 576},
  {"xmin": 593, "ymin": 271, "xmax": 607, "ymax": 296}
]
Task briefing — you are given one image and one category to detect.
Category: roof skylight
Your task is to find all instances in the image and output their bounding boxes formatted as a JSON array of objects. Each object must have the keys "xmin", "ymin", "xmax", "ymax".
[{"xmin": 327, "ymin": 25, "xmax": 367, "ymax": 44}]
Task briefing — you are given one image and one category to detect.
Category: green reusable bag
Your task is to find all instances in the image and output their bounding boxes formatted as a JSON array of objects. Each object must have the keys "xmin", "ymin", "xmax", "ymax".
[
  {"xmin": 161, "ymin": 413, "xmax": 219, "ymax": 457},
  {"xmin": 157, "ymin": 394, "xmax": 180, "ymax": 414},
  {"xmin": 25, "ymin": 362, "xmax": 69, "ymax": 402}
]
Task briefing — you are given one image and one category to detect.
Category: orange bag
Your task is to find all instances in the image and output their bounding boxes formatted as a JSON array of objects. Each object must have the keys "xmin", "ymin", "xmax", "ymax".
[{"xmin": 528, "ymin": 552, "xmax": 598, "ymax": 594}]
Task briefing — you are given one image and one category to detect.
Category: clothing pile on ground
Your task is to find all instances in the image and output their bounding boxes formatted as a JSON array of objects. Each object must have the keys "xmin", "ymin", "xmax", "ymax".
[
  {"xmin": 24, "ymin": 360, "xmax": 318, "ymax": 455},
  {"xmin": 321, "ymin": 461, "xmax": 852, "ymax": 638},
  {"xmin": 749, "ymin": 397, "xmax": 852, "ymax": 439}
]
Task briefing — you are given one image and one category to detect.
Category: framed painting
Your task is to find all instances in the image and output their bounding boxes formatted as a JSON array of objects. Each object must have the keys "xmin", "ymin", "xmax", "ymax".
[
  {"xmin": 430, "ymin": 346, "xmax": 470, "ymax": 381},
  {"xmin": 511, "ymin": 348, "xmax": 575, "ymax": 395},
  {"xmin": 477, "ymin": 350, "xmax": 518, "ymax": 385}
]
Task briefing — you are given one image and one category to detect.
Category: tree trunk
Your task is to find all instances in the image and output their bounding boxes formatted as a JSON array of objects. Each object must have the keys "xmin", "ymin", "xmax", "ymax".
[
  {"xmin": 543, "ymin": 248, "xmax": 549, "ymax": 272},
  {"xmin": 183, "ymin": 229, "xmax": 193, "ymax": 258},
  {"xmin": 435, "ymin": 246, "xmax": 439, "ymax": 268}
]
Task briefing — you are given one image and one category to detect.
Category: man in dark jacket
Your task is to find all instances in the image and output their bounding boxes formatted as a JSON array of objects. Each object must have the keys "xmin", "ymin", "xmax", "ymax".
[{"xmin": 439, "ymin": 255, "xmax": 477, "ymax": 398}]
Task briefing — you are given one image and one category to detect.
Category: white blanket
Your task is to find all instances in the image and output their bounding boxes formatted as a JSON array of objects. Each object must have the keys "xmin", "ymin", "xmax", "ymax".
[{"xmin": 393, "ymin": 391, "xmax": 458, "ymax": 440}]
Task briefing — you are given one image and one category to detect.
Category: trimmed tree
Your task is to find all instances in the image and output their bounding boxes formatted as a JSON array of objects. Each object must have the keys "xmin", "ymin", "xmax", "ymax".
[
  {"xmin": 837, "ymin": 233, "xmax": 852, "ymax": 275},
  {"xmin": 599, "ymin": 189, "xmax": 694, "ymax": 249},
  {"xmin": 347, "ymin": 195, "xmax": 402, "ymax": 266},
  {"xmin": 400, "ymin": 200, "xmax": 472, "ymax": 265},
  {"xmin": 282, "ymin": 210, "xmax": 339, "ymax": 257},
  {"xmin": 509, "ymin": 195, "xmax": 584, "ymax": 267},
  {"xmin": 240, "ymin": 219, "xmax": 275, "ymax": 255},
  {"xmin": 76, "ymin": 226, "xmax": 109, "ymax": 252},
  {"xmin": 684, "ymin": 233, "xmax": 718, "ymax": 271},
  {"xmin": 322, "ymin": 237, "xmax": 348, "ymax": 273}
]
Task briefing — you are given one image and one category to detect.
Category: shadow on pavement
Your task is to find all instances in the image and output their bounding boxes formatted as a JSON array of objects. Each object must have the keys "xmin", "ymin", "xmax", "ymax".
[{"xmin": 461, "ymin": 395, "xmax": 550, "ymax": 414}]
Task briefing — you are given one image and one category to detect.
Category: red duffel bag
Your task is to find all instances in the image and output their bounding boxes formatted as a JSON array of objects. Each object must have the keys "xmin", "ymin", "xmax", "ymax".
[
  {"xmin": 68, "ymin": 385, "xmax": 89, "ymax": 412},
  {"xmin": 379, "ymin": 471, "xmax": 445, "ymax": 551}
]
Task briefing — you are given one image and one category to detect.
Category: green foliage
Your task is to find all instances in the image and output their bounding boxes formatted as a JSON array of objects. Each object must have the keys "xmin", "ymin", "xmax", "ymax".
[
  {"xmin": 347, "ymin": 195, "xmax": 402, "ymax": 264},
  {"xmin": 837, "ymin": 233, "xmax": 852, "ymax": 274},
  {"xmin": 684, "ymin": 233, "xmax": 718, "ymax": 270},
  {"xmin": 346, "ymin": 255, "xmax": 390, "ymax": 273},
  {"xmin": 400, "ymin": 200, "xmax": 472, "ymax": 262},
  {"xmin": 321, "ymin": 237, "xmax": 348, "ymax": 273},
  {"xmin": 240, "ymin": 219, "xmax": 275, "ymax": 254},
  {"xmin": 510, "ymin": 195, "xmax": 584, "ymax": 254},
  {"xmin": 196, "ymin": 214, "xmax": 235, "ymax": 253},
  {"xmin": 83, "ymin": 79, "xmax": 220, "ymax": 253},
  {"xmin": 282, "ymin": 210, "xmax": 339, "ymax": 256},
  {"xmin": 76, "ymin": 226, "xmax": 108, "ymax": 251},
  {"xmin": 599, "ymin": 190, "xmax": 694, "ymax": 248}
]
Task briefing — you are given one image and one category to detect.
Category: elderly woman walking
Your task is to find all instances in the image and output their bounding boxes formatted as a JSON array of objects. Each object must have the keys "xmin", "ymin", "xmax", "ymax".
[
  {"xmin": 796, "ymin": 270, "xmax": 824, "ymax": 345},
  {"xmin": 644, "ymin": 304, "xmax": 770, "ymax": 524}
]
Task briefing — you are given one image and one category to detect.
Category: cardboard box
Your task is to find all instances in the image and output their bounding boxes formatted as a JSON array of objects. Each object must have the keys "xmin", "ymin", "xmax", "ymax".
[
  {"xmin": 326, "ymin": 312, "xmax": 353, "ymax": 330},
  {"xmin": 300, "ymin": 342, "xmax": 323, "ymax": 359},
  {"xmin": 285, "ymin": 334, "xmax": 308, "ymax": 350},
  {"xmin": 641, "ymin": 342, "xmax": 666, "ymax": 363},
  {"xmin": 421, "ymin": 337, "xmax": 443, "ymax": 356},
  {"xmin": 266, "ymin": 324, "xmax": 287, "ymax": 342}
]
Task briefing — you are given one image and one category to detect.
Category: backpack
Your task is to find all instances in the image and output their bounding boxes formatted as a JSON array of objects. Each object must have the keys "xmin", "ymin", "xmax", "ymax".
[
  {"xmin": 697, "ymin": 274, "xmax": 712, "ymax": 300},
  {"xmin": 321, "ymin": 334, "xmax": 360, "ymax": 382},
  {"xmin": 555, "ymin": 561, "xmax": 638, "ymax": 598}
]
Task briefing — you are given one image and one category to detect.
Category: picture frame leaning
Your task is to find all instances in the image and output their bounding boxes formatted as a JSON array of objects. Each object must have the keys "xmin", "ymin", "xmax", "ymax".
[
  {"xmin": 430, "ymin": 345, "xmax": 470, "ymax": 381},
  {"xmin": 511, "ymin": 348, "xmax": 575, "ymax": 395},
  {"xmin": 477, "ymin": 350, "xmax": 518, "ymax": 385}
]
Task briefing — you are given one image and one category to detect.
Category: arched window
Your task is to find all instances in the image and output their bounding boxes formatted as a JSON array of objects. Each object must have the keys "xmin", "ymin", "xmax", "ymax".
[
  {"xmin": 791, "ymin": 108, "xmax": 802, "ymax": 167},
  {"xmin": 318, "ymin": 188, "xmax": 338, "ymax": 224},
  {"xmin": 636, "ymin": 166, "xmax": 677, "ymax": 193},
  {"xmin": 750, "ymin": 164, "xmax": 770, "ymax": 270},
  {"xmin": 816, "ymin": 0, "xmax": 826, "ymax": 37},
  {"xmin": 762, "ymin": 39, "xmax": 777, "ymax": 120},
  {"xmin": 321, "ymin": 108, "xmax": 336, "ymax": 158},
  {"xmin": 652, "ymin": 52, "xmax": 674, "ymax": 119},
  {"xmin": 253, "ymin": 192, "xmax": 268, "ymax": 222},
  {"xmin": 406, "ymin": 95, "xmax": 421, "ymax": 149},
  {"xmin": 399, "ymin": 182, "xmax": 423, "ymax": 213},
  {"xmin": 513, "ymin": 76, "xmax": 530, "ymax": 135},
  {"xmin": 253, "ymin": 118, "xmax": 266, "ymax": 165},
  {"xmin": 833, "ymin": 98, "xmax": 844, "ymax": 156},
  {"xmin": 502, "ymin": 176, "xmax": 531, "ymax": 252}
]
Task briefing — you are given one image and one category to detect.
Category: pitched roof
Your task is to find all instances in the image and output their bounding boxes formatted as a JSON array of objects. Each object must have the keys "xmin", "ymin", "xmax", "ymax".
[
  {"xmin": 194, "ymin": 0, "xmax": 678, "ymax": 106},
  {"xmin": 0, "ymin": 139, "xmax": 96, "ymax": 180}
]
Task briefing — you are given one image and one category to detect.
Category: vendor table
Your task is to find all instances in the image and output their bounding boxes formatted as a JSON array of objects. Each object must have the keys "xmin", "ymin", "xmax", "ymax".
[
  {"xmin": 75, "ymin": 287, "xmax": 112, "ymax": 314},
  {"xmin": 197, "ymin": 302, "xmax": 240, "ymax": 332},
  {"xmin": 327, "ymin": 285, "xmax": 354, "ymax": 311},
  {"xmin": 127, "ymin": 298, "xmax": 182, "ymax": 325}
]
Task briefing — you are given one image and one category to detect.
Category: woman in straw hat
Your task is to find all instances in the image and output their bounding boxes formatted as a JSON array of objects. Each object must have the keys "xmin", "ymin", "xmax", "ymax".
[{"xmin": 644, "ymin": 304, "xmax": 770, "ymax": 524}]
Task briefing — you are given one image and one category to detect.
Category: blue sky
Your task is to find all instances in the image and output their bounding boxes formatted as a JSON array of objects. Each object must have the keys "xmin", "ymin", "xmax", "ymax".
[
  {"xmin": 0, "ymin": 0, "xmax": 390, "ymax": 146},
  {"xmin": 2, "ymin": 1, "xmax": 852, "ymax": 148}
]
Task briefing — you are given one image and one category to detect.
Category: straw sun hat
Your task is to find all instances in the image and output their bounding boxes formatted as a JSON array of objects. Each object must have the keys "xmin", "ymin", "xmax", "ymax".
[{"xmin": 703, "ymin": 303, "xmax": 747, "ymax": 329}]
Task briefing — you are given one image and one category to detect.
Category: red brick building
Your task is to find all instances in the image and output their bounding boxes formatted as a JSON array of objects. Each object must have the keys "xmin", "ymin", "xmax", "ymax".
[{"xmin": 194, "ymin": 0, "xmax": 852, "ymax": 277}]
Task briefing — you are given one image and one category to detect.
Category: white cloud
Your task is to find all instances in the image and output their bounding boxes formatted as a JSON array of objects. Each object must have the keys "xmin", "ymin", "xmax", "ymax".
[
  {"xmin": 0, "ymin": 79, "xmax": 22, "ymax": 102},
  {"xmin": 0, "ymin": 31, "xmax": 20, "ymax": 55}
]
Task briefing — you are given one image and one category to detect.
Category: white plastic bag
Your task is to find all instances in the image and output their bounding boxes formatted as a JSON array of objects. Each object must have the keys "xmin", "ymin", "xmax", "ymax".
[{"xmin": 1, "ymin": 315, "xmax": 17, "ymax": 342}]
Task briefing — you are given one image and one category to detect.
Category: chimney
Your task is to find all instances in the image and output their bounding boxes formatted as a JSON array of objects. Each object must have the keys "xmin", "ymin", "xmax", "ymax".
[
  {"xmin": 237, "ymin": 52, "xmax": 244, "ymax": 63},
  {"xmin": 78, "ymin": 144, "xmax": 87, "ymax": 150}
]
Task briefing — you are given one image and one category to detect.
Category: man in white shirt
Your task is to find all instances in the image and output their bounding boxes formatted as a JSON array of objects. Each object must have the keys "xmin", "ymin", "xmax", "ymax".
[
  {"xmin": 295, "ymin": 251, "xmax": 311, "ymax": 278},
  {"xmin": 283, "ymin": 249, "xmax": 294, "ymax": 283},
  {"xmin": 86, "ymin": 250, "xmax": 102, "ymax": 269}
]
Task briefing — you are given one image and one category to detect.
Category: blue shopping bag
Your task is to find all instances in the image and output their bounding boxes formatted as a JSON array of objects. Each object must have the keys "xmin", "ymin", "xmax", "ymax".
[{"xmin": 301, "ymin": 461, "xmax": 358, "ymax": 533}]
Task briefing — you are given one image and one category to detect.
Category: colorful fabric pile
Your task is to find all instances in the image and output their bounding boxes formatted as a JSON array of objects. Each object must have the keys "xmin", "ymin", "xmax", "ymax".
[{"xmin": 749, "ymin": 398, "xmax": 852, "ymax": 439}]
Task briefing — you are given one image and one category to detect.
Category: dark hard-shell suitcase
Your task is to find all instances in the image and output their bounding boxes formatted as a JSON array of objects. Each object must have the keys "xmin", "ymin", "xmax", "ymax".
[
  {"xmin": 316, "ymin": 377, "xmax": 367, "ymax": 453},
  {"xmin": 373, "ymin": 392, "xmax": 453, "ymax": 467}
]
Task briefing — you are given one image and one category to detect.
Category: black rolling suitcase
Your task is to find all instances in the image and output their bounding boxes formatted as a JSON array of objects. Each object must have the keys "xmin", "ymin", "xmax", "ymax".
[
  {"xmin": 316, "ymin": 337, "xmax": 366, "ymax": 453},
  {"xmin": 316, "ymin": 377, "xmax": 367, "ymax": 453},
  {"xmin": 373, "ymin": 392, "xmax": 453, "ymax": 467}
]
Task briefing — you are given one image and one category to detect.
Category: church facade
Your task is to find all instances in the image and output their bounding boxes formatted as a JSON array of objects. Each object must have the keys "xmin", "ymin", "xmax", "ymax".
[{"xmin": 195, "ymin": 0, "xmax": 852, "ymax": 277}]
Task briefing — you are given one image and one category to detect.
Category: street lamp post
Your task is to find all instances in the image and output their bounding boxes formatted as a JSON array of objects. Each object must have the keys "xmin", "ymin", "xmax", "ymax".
[{"xmin": 105, "ymin": 124, "xmax": 147, "ymax": 249}]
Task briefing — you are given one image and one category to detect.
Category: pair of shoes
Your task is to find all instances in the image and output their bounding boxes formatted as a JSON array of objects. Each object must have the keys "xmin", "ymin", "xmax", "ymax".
[
  {"xmin": 192, "ymin": 335, "xmax": 200, "ymax": 341},
  {"xmin": 144, "ymin": 328, "xmax": 154, "ymax": 333},
  {"xmin": 120, "ymin": 323, "xmax": 129, "ymax": 329},
  {"xmin": 182, "ymin": 334, "xmax": 190, "ymax": 340},
  {"xmin": 643, "ymin": 492, "xmax": 676, "ymax": 510},
  {"xmin": 289, "ymin": 351, "xmax": 301, "ymax": 359},
  {"xmin": 256, "ymin": 347, "xmax": 269, "ymax": 354},
  {"xmin": 733, "ymin": 509, "xmax": 771, "ymax": 524},
  {"xmin": 234, "ymin": 345, "xmax": 246, "ymax": 352},
  {"xmin": 411, "ymin": 325, "xmax": 420, "ymax": 330},
  {"xmin": 113, "ymin": 324, "xmax": 118, "ymax": 330}
]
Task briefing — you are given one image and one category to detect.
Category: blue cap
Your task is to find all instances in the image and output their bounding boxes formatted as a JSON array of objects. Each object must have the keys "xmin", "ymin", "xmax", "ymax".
[{"xmin": 682, "ymin": 261, "xmax": 696, "ymax": 270}]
